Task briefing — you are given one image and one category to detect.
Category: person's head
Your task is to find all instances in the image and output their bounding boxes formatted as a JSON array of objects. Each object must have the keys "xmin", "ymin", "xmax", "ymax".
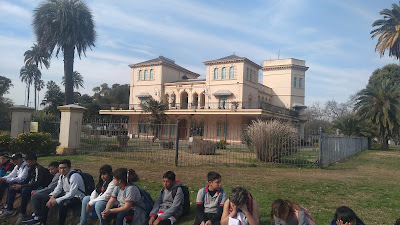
[
  {"xmin": 113, "ymin": 168, "xmax": 138, "ymax": 187},
  {"xmin": 58, "ymin": 159, "xmax": 71, "ymax": 176},
  {"xmin": 11, "ymin": 152, "xmax": 24, "ymax": 166},
  {"xmin": 207, "ymin": 171, "xmax": 221, "ymax": 191},
  {"xmin": 270, "ymin": 199, "xmax": 294, "ymax": 221},
  {"xmin": 334, "ymin": 206, "xmax": 364, "ymax": 225},
  {"xmin": 0, "ymin": 153, "xmax": 10, "ymax": 164},
  {"xmin": 99, "ymin": 164, "xmax": 113, "ymax": 182},
  {"xmin": 230, "ymin": 186, "xmax": 249, "ymax": 208},
  {"xmin": 395, "ymin": 218, "xmax": 400, "ymax": 225},
  {"xmin": 162, "ymin": 171, "xmax": 176, "ymax": 190},
  {"xmin": 48, "ymin": 161, "xmax": 59, "ymax": 175},
  {"xmin": 25, "ymin": 152, "xmax": 37, "ymax": 168}
]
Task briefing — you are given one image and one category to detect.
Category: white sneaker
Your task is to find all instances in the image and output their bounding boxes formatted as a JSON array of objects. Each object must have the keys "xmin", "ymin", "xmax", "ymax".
[{"xmin": 0, "ymin": 209, "xmax": 16, "ymax": 219}]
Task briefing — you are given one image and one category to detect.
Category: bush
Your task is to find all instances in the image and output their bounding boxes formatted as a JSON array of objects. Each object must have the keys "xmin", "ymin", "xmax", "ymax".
[
  {"xmin": 117, "ymin": 134, "xmax": 129, "ymax": 147},
  {"xmin": 0, "ymin": 132, "xmax": 12, "ymax": 152},
  {"xmin": 32, "ymin": 111, "xmax": 60, "ymax": 137},
  {"xmin": 191, "ymin": 139, "xmax": 216, "ymax": 155},
  {"xmin": 245, "ymin": 120, "xmax": 298, "ymax": 162},
  {"xmin": 160, "ymin": 141, "xmax": 174, "ymax": 149},
  {"xmin": 11, "ymin": 132, "xmax": 59, "ymax": 156},
  {"xmin": 216, "ymin": 140, "xmax": 227, "ymax": 149}
]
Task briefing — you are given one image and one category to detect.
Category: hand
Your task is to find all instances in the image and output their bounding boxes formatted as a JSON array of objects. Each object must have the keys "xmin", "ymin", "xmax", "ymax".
[
  {"xmin": 336, "ymin": 220, "xmax": 353, "ymax": 225},
  {"xmin": 149, "ymin": 216, "xmax": 156, "ymax": 225},
  {"xmin": 46, "ymin": 196, "xmax": 57, "ymax": 208},
  {"xmin": 229, "ymin": 202, "xmax": 238, "ymax": 217},
  {"xmin": 205, "ymin": 220, "xmax": 212, "ymax": 225},
  {"xmin": 153, "ymin": 219, "xmax": 160, "ymax": 225},
  {"xmin": 12, "ymin": 184, "xmax": 22, "ymax": 190},
  {"xmin": 0, "ymin": 177, "xmax": 6, "ymax": 182},
  {"xmin": 239, "ymin": 204, "xmax": 249, "ymax": 214},
  {"xmin": 86, "ymin": 203, "xmax": 94, "ymax": 213},
  {"xmin": 31, "ymin": 190, "xmax": 35, "ymax": 195},
  {"xmin": 101, "ymin": 209, "xmax": 111, "ymax": 219}
]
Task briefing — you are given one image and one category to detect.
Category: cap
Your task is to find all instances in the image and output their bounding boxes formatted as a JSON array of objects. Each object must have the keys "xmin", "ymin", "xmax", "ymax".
[
  {"xmin": 25, "ymin": 153, "xmax": 37, "ymax": 161},
  {"xmin": 11, "ymin": 152, "xmax": 24, "ymax": 159},
  {"xmin": 0, "ymin": 153, "xmax": 10, "ymax": 158}
]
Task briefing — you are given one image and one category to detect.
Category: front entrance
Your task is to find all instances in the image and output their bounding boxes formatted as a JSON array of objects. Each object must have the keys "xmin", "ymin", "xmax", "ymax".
[{"xmin": 178, "ymin": 119, "xmax": 187, "ymax": 139}]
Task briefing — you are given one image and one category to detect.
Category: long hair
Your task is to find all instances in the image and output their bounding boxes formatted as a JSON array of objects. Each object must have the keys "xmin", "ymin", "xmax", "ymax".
[
  {"xmin": 270, "ymin": 199, "xmax": 300, "ymax": 220},
  {"xmin": 113, "ymin": 168, "xmax": 139, "ymax": 185},
  {"xmin": 230, "ymin": 186, "xmax": 249, "ymax": 207},
  {"xmin": 334, "ymin": 206, "xmax": 364, "ymax": 225},
  {"xmin": 96, "ymin": 164, "xmax": 113, "ymax": 194}
]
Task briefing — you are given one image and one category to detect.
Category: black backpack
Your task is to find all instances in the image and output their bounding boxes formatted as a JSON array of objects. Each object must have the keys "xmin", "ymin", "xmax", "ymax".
[
  {"xmin": 170, "ymin": 185, "xmax": 190, "ymax": 216},
  {"xmin": 67, "ymin": 169, "xmax": 95, "ymax": 196}
]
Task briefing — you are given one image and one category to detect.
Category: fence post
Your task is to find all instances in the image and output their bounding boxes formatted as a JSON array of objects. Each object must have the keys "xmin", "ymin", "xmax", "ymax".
[
  {"xmin": 175, "ymin": 118, "xmax": 180, "ymax": 167},
  {"xmin": 318, "ymin": 127, "xmax": 322, "ymax": 168}
]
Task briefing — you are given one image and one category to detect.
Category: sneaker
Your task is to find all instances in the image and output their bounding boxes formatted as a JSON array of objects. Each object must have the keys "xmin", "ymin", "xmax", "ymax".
[
  {"xmin": 0, "ymin": 209, "xmax": 16, "ymax": 219},
  {"xmin": 22, "ymin": 215, "xmax": 35, "ymax": 223},
  {"xmin": 26, "ymin": 219, "xmax": 42, "ymax": 225},
  {"xmin": 15, "ymin": 213, "xmax": 27, "ymax": 225}
]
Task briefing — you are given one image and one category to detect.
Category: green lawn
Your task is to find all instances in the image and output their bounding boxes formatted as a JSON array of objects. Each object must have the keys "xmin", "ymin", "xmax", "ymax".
[{"xmin": 27, "ymin": 148, "xmax": 400, "ymax": 225}]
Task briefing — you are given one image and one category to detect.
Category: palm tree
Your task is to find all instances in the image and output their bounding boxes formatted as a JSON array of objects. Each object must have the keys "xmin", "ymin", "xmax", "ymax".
[
  {"xmin": 355, "ymin": 79, "xmax": 400, "ymax": 149},
  {"xmin": 24, "ymin": 43, "xmax": 51, "ymax": 69},
  {"xmin": 61, "ymin": 71, "xmax": 84, "ymax": 90},
  {"xmin": 20, "ymin": 64, "xmax": 41, "ymax": 107},
  {"xmin": 33, "ymin": 0, "xmax": 96, "ymax": 104},
  {"xmin": 141, "ymin": 99, "xmax": 168, "ymax": 141},
  {"xmin": 35, "ymin": 78, "xmax": 45, "ymax": 110},
  {"xmin": 371, "ymin": 2, "xmax": 400, "ymax": 59}
]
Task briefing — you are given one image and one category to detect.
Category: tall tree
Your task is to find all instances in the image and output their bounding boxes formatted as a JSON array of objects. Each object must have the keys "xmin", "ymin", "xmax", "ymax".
[
  {"xmin": 20, "ymin": 64, "xmax": 41, "ymax": 107},
  {"xmin": 24, "ymin": 43, "xmax": 51, "ymax": 69},
  {"xmin": 33, "ymin": 0, "xmax": 96, "ymax": 104},
  {"xmin": 371, "ymin": 2, "xmax": 400, "ymax": 59},
  {"xmin": 368, "ymin": 64, "xmax": 400, "ymax": 86},
  {"xmin": 0, "ymin": 75, "xmax": 13, "ymax": 97},
  {"xmin": 62, "ymin": 71, "xmax": 84, "ymax": 90},
  {"xmin": 41, "ymin": 81, "xmax": 65, "ymax": 115},
  {"xmin": 141, "ymin": 99, "xmax": 168, "ymax": 141},
  {"xmin": 0, "ymin": 75, "xmax": 13, "ymax": 131},
  {"xmin": 355, "ymin": 79, "xmax": 400, "ymax": 149},
  {"xmin": 35, "ymin": 78, "xmax": 45, "ymax": 110}
]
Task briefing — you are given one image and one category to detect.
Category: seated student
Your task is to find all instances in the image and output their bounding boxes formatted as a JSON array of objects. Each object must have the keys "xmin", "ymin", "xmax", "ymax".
[
  {"xmin": 22, "ymin": 161, "xmax": 60, "ymax": 225},
  {"xmin": 0, "ymin": 153, "xmax": 15, "ymax": 177},
  {"xmin": 330, "ymin": 206, "xmax": 365, "ymax": 225},
  {"xmin": 4, "ymin": 153, "xmax": 52, "ymax": 224},
  {"xmin": 0, "ymin": 152, "xmax": 29, "ymax": 218},
  {"xmin": 45, "ymin": 159, "xmax": 86, "ymax": 225},
  {"xmin": 149, "ymin": 171, "xmax": 184, "ymax": 225},
  {"xmin": 79, "ymin": 164, "xmax": 115, "ymax": 225},
  {"xmin": 101, "ymin": 168, "xmax": 146, "ymax": 225},
  {"xmin": 194, "ymin": 171, "xmax": 227, "ymax": 225},
  {"xmin": 271, "ymin": 199, "xmax": 314, "ymax": 225},
  {"xmin": 221, "ymin": 186, "xmax": 260, "ymax": 225}
]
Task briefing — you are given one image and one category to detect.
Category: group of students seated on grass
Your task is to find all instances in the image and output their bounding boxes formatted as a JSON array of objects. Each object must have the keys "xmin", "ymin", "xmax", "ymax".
[{"xmin": 0, "ymin": 152, "xmax": 374, "ymax": 225}]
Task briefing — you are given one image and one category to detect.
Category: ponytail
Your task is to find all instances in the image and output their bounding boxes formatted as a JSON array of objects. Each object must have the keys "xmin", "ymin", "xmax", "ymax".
[{"xmin": 114, "ymin": 168, "xmax": 139, "ymax": 184}]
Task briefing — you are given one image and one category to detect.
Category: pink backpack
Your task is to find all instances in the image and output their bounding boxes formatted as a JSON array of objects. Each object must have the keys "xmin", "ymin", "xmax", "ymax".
[{"xmin": 294, "ymin": 207, "xmax": 315, "ymax": 225}]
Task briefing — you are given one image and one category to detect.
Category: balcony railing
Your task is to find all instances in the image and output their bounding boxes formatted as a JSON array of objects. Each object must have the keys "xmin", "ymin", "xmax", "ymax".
[{"xmin": 100, "ymin": 101, "xmax": 299, "ymax": 117}]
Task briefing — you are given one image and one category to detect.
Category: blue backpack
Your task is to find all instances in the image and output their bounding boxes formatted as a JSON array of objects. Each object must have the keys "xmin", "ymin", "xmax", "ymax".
[
  {"xmin": 202, "ymin": 186, "xmax": 225, "ymax": 205},
  {"xmin": 116, "ymin": 184, "xmax": 154, "ymax": 215}
]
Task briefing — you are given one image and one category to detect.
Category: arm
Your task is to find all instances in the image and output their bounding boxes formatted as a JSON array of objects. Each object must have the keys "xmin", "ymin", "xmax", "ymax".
[
  {"xmin": 296, "ymin": 210, "xmax": 309, "ymax": 225},
  {"xmin": 6, "ymin": 164, "xmax": 28, "ymax": 183},
  {"xmin": 109, "ymin": 201, "xmax": 133, "ymax": 214},
  {"xmin": 241, "ymin": 199, "xmax": 260, "ymax": 225},
  {"xmin": 157, "ymin": 187, "xmax": 184, "ymax": 220},
  {"xmin": 36, "ymin": 174, "xmax": 58, "ymax": 194},
  {"xmin": 55, "ymin": 173, "xmax": 84, "ymax": 204},
  {"xmin": 22, "ymin": 166, "xmax": 45, "ymax": 189},
  {"xmin": 149, "ymin": 189, "xmax": 164, "ymax": 217},
  {"xmin": 49, "ymin": 175, "xmax": 63, "ymax": 198},
  {"xmin": 3, "ymin": 165, "xmax": 18, "ymax": 181},
  {"xmin": 196, "ymin": 188, "xmax": 206, "ymax": 223},
  {"xmin": 220, "ymin": 199, "xmax": 232, "ymax": 225},
  {"xmin": 211, "ymin": 191, "xmax": 227, "ymax": 224},
  {"xmin": 89, "ymin": 182, "xmax": 115, "ymax": 206}
]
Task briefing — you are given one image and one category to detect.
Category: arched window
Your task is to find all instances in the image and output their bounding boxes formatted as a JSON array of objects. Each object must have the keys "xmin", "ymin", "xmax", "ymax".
[
  {"xmin": 214, "ymin": 68, "xmax": 218, "ymax": 80},
  {"xmin": 294, "ymin": 77, "xmax": 297, "ymax": 88},
  {"xmin": 217, "ymin": 122, "xmax": 222, "ymax": 136},
  {"xmin": 250, "ymin": 69, "xmax": 252, "ymax": 82},
  {"xmin": 229, "ymin": 66, "xmax": 234, "ymax": 79},
  {"xmin": 144, "ymin": 70, "xmax": 148, "ymax": 80},
  {"xmin": 150, "ymin": 69, "xmax": 154, "ymax": 80},
  {"xmin": 257, "ymin": 96, "xmax": 260, "ymax": 108},
  {"xmin": 139, "ymin": 70, "xmax": 142, "ymax": 80},
  {"xmin": 248, "ymin": 97, "xmax": 252, "ymax": 109},
  {"xmin": 299, "ymin": 78, "xmax": 303, "ymax": 88},
  {"xmin": 221, "ymin": 67, "xmax": 226, "ymax": 80},
  {"xmin": 246, "ymin": 68, "xmax": 249, "ymax": 80}
]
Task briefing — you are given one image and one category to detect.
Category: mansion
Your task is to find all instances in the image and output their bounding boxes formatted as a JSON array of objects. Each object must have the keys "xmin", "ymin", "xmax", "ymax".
[{"xmin": 100, "ymin": 55, "xmax": 308, "ymax": 140}]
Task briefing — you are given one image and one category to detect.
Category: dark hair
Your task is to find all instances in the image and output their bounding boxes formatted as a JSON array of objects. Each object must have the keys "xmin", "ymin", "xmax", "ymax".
[
  {"xmin": 163, "ymin": 171, "xmax": 175, "ymax": 181},
  {"xmin": 207, "ymin": 171, "xmax": 221, "ymax": 182},
  {"xmin": 48, "ymin": 161, "xmax": 59, "ymax": 168},
  {"xmin": 270, "ymin": 199, "xmax": 297, "ymax": 220},
  {"xmin": 59, "ymin": 159, "xmax": 71, "ymax": 168},
  {"xmin": 230, "ymin": 186, "xmax": 249, "ymax": 207},
  {"xmin": 334, "ymin": 206, "xmax": 364, "ymax": 225},
  {"xmin": 114, "ymin": 168, "xmax": 139, "ymax": 184},
  {"xmin": 0, "ymin": 152, "xmax": 9, "ymax": 158},
  {"xmin": 96, "ymin": 165, "xmax": 113, "ymax": 194},
  {"xmin": 395, "ymin": 218, "xmax": 400, "ymax": 225}
]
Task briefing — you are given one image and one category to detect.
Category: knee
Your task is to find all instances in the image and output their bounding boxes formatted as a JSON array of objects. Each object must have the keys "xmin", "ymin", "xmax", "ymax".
[{"xmin": 94, "ymin": 201, "xmax": 106, "ymax": 212}]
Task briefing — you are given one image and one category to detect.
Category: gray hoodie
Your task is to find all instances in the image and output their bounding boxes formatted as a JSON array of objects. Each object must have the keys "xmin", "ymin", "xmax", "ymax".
[{"xmin": 150, "ymin": 180, "xmax": 184, "ymax": 221}]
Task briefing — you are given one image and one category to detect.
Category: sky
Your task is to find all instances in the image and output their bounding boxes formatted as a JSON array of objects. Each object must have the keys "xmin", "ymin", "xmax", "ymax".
[{"xmin": 0, "ymin": 0, "xmax": 398, "ymax": 107}]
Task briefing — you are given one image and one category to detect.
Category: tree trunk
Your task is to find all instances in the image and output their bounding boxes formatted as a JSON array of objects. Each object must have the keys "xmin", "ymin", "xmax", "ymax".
[
  {"xmin": 27, "ymin": 85, "xmax": 30, "ymax": 107},
  {"xmin": 382, "ymin": 136, "xmax": 389, "ymax": 150},
  {"xmin": 64, "ymin": 45, "xmax": 75, "ymax": 104},
  {"xmin": 34, "ymin": 86, "xmax": 37, "ymax": 110}
]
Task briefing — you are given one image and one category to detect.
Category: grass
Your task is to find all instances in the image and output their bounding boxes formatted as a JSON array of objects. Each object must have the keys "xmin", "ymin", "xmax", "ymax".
[{"xmin": 21, "ymin": 147, "xmax": 399, "ymax": 225}]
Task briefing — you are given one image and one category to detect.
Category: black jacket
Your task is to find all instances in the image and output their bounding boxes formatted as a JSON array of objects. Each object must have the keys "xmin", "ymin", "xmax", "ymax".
[{"xmin": 21, "ymin": 163, "xmax": 52, "ymax": 190}]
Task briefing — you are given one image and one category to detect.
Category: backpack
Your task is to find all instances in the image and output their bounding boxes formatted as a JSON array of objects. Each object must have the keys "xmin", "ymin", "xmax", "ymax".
[
  {"xmin": 116, "ymin": 184, "xmax": 155, "ymax": 215},
  {"xmin": 295, "ymin": 207, "xmax": 315, "ymax": 225},
  {"xmin": 202, "ymin": 186, "xmax": 225, "ymax": 205},
  {"xmin": 67, "ymin": 169, "xmax": 95, "ymax": 196},
  {"xmin": 170, "ymin": 185, "xmax": 190, "ymax": 216}
]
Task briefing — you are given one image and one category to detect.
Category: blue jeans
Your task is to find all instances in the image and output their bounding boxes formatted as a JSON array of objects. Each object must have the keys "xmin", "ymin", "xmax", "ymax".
[
  {"xmin": 102, "ymin": 208, "xmax": 134, "ymax": 225},
  {"xmin": 80, "ymin": 196, "xmax": 108, "ymax": 224},
  {"xmin": 6, "ymin": 185, "xmax": 33, "ymax": 214}
]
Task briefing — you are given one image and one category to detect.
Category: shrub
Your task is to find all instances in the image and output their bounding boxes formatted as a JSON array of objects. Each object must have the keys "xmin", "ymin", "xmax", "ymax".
[
  {"xmin": 191, "ymin": 139, "xmax": 216, "ymax": 155},
  {"xmin": 216, "ymin": 140, "xmax": 227, "ymax": 149},
  {"xmin": 245, "ymin": 120, "xmax": 298, "ymax": 162},
  {"xmin": 117, "ymin": 134, "xmax": 129, "ymax": 147},
  {"xmin": 11, "ymin": 132, "xmax": 59, "ymax": 156},
  {"xmin": 0, "ymin": 132, "xmax": 12, "ymax": 152},
  {"xmin": 32, "ymin": 111, "xmax": 60, "ymax": 136},
  {"xmin": 160, "ymin": 141, "xmax": 174, "ymax": 149},
  {"xmin": 105, "ymin": 144, "xmax": 122, "ymax": 152}
]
